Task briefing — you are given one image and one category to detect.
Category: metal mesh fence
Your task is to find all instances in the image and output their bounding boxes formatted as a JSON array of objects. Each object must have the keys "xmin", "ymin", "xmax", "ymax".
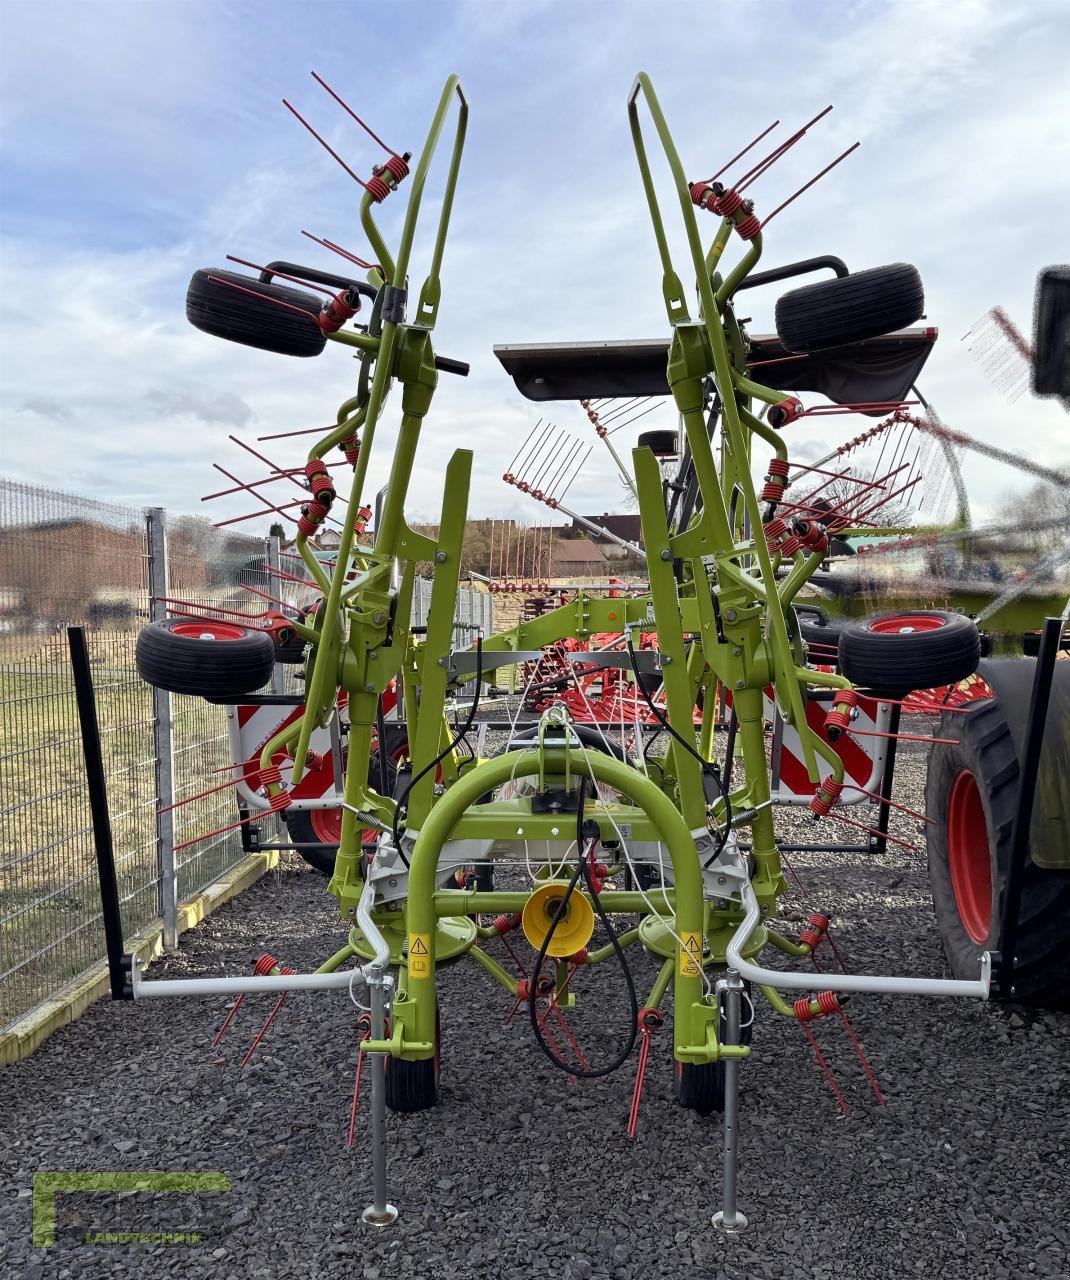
[
  {"xmin": 0, "ymin": 480, "xmax": 157, "ymax": 1027},
  {"xmin": 161, "ymin": 516, "xmax": 272, "ymax": 904},
  {"xmin": 0, "ymin": 477, "xmax": 494, "ymax": 1033}
]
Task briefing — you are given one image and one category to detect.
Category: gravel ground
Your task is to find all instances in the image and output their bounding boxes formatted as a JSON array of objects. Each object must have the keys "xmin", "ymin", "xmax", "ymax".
[{"xmin": 3, "ymin": 735, "xmax": 1069, "ymax": 1280}]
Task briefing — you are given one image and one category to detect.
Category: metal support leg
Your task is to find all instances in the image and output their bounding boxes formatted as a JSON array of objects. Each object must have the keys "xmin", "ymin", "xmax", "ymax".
[
  {"xmin": 712, "ymin": 970, "xmax": 748, "ymax": 1233},
  {"xmin": 871, "ymin": 703, "xmax": 901, "ymax": 856},
  {"xmin": 361, "ymin": 965, "xmax": 398, "ymax": 1228}
]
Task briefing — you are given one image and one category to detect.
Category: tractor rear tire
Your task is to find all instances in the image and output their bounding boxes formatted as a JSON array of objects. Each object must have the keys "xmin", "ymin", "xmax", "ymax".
[
  {"xmin": 838, "ymin": 610, "xmax": 979, "ymax": 695},
  {"xmin": 774, "ymin": 263, "xmax": 924, "ymax": 353},
  {"xmin": 385, "ymin": 1011, "xmax": 440, "ymax": 1113},
  {"xmin": 925, "ymin": 685, "xmax": 1070, "ymax": 1006},
  {"xmin": 136, "ymin": 618, "xmax": 275, "ymax": 699},
  {"xmin": 186, "ymin": 268, "xmax": 326, "ymax": 358}
]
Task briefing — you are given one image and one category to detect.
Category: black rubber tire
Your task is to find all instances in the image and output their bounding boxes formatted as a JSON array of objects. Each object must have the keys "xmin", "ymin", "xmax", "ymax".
[
  {"xmin": 675, "ymin": 982, "xmax": 753, "ymax": 1115},
  {"xmin": 837, "ymin": 610, "xmax": 979, "ymax": 695},
  {"xmin": 925, "ymin": 691, "xmax": 1070, "ymax": 1006},
  {"xmin": 136, "ymin": 618, "xmax": 274, "ymax": 699},
  {"xmin": 186, "ymin": 268, "xmax": 326, "ymax": 358},
  {"xmin": 638, "ymin": 429, "xmax": 679, "ymax": 456},
  {"xmin": 775, "ymin": 263, "xmax": 924, "ymax": 353},
  {"xmin": 1032, "ymin": 265, "xmax": 1070, "ymax": 397},
  {"xmin": 385, "ymin": 1011, "xmax": 439, "ymax": 1113}
]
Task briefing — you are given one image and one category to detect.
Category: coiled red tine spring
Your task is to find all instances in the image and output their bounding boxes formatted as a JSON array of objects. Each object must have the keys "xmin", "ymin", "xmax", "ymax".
[
  {"xmin": 824, "ymin": 689, "xmax": 858, "ymax": 736},
  {"xmin": 809, "ymin": 777, "xmax": 844, "ymax": 817},
  {"xmin": 211, "ymin": 954, "xmax": 279, "ymax": 1047},
  {"xmin": 798, "ymin": 913, "xmax": 830, "ymax": 951}
]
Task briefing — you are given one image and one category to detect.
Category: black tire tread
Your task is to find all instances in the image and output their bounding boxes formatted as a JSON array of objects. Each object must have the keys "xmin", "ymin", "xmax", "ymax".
[
  {"xmin": 186, "ymin": 268, "xmax": 326, "ymax": 358},
  {"xmin": 136, "ymin": 619, "xmax": 275, "ymax": 699},
  {"xmin": 838, "ymin": 610, "xmax": 980, "ymax": 695},
  {"xmin": 925, "ymin": 697, "xmax": 1070, "ymax": 1006},
  {"xmin": 775, "ymin": 263, "xmax": 924, "ymax": 353}
]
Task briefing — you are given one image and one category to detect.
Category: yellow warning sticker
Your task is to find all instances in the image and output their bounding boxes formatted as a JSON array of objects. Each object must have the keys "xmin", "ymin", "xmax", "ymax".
[
  {"xmin": 679, "ymin": 932, "xmax": 703, "ymax": 978},
  {"xmin": 407, "ymin": 933, "xmax": 431, "ymax": 979}
]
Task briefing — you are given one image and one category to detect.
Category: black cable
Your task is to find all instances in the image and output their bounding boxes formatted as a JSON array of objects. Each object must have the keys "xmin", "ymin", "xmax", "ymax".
[
  {"xmin": 625, "ymin": 629, "xmax": 731, "ymax": 862},
  {"xmin": 527, "ymin": 776, "xmax": 639, "ymax": 1079},
  {"xmin": 391, "ymin": 635, "xmax": 483, "ymax": 864}
]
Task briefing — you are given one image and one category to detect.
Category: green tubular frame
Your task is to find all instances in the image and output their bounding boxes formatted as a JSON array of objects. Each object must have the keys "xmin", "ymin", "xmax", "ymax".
[
  {"xmin": 241, "ymin": 72, "xmax": 874, "ymax": 1072},
  {"xmin": 397, "ymin": 749, "xmax": 717, "ymax": 1063},
  {"xmin": 252, "ymin": 78, "xmax": 471, "ymax": 906}
]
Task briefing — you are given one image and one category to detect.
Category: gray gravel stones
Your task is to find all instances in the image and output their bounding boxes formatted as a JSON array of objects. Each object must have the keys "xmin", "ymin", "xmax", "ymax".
[{"xmin": 2, "ymin": 729, "xmax": 1068, "ymax": 1278}]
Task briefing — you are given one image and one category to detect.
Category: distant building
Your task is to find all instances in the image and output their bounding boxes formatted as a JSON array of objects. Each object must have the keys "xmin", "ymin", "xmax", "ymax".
[{"xmin": 551, "ymin": 536, "xmax": 609, "ymax": 578}]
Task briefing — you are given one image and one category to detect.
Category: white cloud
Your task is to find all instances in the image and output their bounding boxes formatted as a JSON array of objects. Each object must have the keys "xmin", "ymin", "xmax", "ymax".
[{"xmin": 1, "ymin": 0, "xmax": 1068, "ymax": 538}]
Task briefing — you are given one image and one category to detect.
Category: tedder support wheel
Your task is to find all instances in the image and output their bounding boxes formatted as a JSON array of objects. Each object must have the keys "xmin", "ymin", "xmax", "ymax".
[
  {"xmin": 925, "ymin": 661, "xmax": 1070, "ymax": 1006},
  {"xmin": 385, "ymin": 1011, "xmax": 440, "ymax": 1113},
  {"xmin": 186, "ymin": 268, "xmax": 327, "ymax": 358},
  {"xmin": 136, "ymin": 618, "xmax": 275, "ymax": 700},
  {"xmin": 637, "ymin": 429, "xmax": 679, "ymax": 456},
  {"xmin": 837, "ymin": 610, "xmax": 980, "ymax": 696},
  {"xmin": 675, "ymin": 982, "xmax": 753, "ymax": 1115},
  {"xmin": 774, "ymin": 262, "xmax": 924, "ymax": 353}
]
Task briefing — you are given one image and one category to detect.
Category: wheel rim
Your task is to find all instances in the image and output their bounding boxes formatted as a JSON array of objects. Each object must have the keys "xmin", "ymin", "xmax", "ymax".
[
  {"xmin": 868, "ymin": 614, "xmax": 946, "ymax": 635},
  {"xmin": 170, "ymin": 620, "xmax": 246, "ymax": 641},
  {"xmin": 310, "ymin": 807, "xmax": 343, "ymax": 844},
  {"xmin": 946, "ymin": 769, "xmax": 992, "ymax": 943}
]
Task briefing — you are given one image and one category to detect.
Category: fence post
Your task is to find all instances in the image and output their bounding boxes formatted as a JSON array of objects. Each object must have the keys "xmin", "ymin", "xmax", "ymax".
[{"xmin": 146, "ymin": 507, "xmax": 178, "ymax": 950}]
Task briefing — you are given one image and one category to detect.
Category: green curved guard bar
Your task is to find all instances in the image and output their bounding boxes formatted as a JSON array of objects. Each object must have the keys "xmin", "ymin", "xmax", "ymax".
[{"xmin": 403, "ymin": 748, "xmax": 716, "ymax": 1062}]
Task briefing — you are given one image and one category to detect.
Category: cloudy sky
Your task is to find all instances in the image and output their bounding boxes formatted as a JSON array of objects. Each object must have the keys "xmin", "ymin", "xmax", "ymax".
[{"xmin": 1, "ymin": 0, "xmax": 1068, "ymax": 534}]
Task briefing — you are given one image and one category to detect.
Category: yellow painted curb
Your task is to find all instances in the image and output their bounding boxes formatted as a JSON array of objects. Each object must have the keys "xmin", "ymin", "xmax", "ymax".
[{"xmin": 0, "ymin": 850, "xmax": 280, "ymax": 1068}]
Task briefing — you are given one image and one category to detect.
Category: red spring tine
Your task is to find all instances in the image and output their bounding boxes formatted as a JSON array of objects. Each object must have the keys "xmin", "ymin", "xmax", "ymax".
[
  {"xmin": 240, "ymin": 581, "xmax": 298, "ymax": 612},
  {"xmin": 825, "ymin": 809, "xmax": 920, "ymax": 854},
  {"xmin": 228, "ymin": 436, "xmax": 346, "ymax": 520},
  {"xmin": 207, "ymin": 275, "xmax": 322, "ymax": 326},
  {"xmin": 225, "ymin": 255, "xmax": 335, "ymax": 296},
  {"xmin": 700, "ymin": 118, "xmax": 781, "ymax": 184},
  {"xmin": 735, "ymin": 105, "xmax": 834, "ymax": 193},
  {"xmin": 281, "ymin": 98, "xmax": 374, "ymax": 192},
  {"xmin": 213, "ymin": 503, "xmax": 301, "ymax": 530},
  {"xmin": 172, "ymin": 805, "xmax": 280, "ymax": 854},
  {"xmin": 240, "ymin": 966, "xmax": 296, "ymax": 1067},
  {"xmin": 758, "ymin": 142, "xmax": 861, "ymax": 230},
  {"xmin": 798, "ymin": 1020, "xmax": 850, "ymax": 1116},
  {"xmin": 838, "ymin": 1010, "xmax": 885, "ymax": 1105},
  {"xmin": 210, "ymin": 461, "xmax": 301, "ymax": 527},
  {"xmin": 310, "ymin": 71, "xmax": 404, "ymax": 159},
  {"xmin": 300, "ymin": 229, "xmax": 377, "ymax": 272},
  {"xmin": 257, "ymin": 424, "xmax": 338, "ymax": 443}
]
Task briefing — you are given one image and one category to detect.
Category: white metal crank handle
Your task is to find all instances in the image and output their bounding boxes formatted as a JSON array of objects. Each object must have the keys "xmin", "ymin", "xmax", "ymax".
[{"xmin": 727, "ymin": 879, "xmax": 992, "ymax": 1000}]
